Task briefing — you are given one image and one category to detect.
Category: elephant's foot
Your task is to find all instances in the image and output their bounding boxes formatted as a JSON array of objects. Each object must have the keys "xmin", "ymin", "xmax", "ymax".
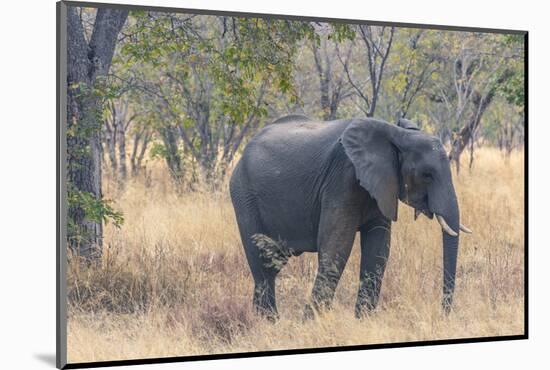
[
  {"xmin": 354, "ymin": 303, "xmax": 377, "ymax": 319},
  {"xmin": 253, "ymin": 282, "xmax": 279, "ymax": 322},
  {"xmin": 255, "ymin": 305, "xmax": 279, "ymax": 322},
  {"xmin": 302, "ymin": 299, "xmax": 334, "ymax": 321},
  {"xmin": 354, "ymin": 294, "xmax": 379, "ymax": 319},
  {"xmin": 302, "ymin": 303, "xmax": 316, "ymax": 321}
]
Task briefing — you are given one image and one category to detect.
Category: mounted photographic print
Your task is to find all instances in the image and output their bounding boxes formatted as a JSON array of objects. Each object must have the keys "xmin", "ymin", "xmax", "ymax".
[{"xmin": 56, "ymin": 1, "xmax": 527, "ymax": 368}]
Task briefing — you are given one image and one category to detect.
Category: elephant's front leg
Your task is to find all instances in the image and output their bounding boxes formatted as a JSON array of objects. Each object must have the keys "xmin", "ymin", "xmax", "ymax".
[
  {"xmin": 305, "ymin": 208, "xmax": 356, "ymax": 319},
  {"xmin": 355, "ymin": 219, "xmax": 391, "ymax": 318}
]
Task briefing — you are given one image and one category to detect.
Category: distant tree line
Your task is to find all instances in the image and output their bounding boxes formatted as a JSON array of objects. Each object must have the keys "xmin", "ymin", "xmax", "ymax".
[{"xmin": 66, "ymin": 7, "xmax": 525, "ymax": 260}]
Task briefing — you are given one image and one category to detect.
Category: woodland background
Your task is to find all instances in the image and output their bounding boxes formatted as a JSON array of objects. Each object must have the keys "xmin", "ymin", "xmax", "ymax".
[{"xmin": 65, "ymin": 6, "xmax": 525, "ymax": 362}]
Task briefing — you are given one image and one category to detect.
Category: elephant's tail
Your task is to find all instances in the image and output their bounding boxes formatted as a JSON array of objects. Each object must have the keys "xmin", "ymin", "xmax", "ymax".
[{"xmin": 251, "ymin": 234, "xmax": 293, "ymax": 272}]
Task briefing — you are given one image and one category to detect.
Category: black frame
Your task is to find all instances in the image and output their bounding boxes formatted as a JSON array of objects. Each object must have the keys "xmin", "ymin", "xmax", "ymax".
[{"xmin": 56, "ymin": 1, "xmax": 529, "ymax": 368}]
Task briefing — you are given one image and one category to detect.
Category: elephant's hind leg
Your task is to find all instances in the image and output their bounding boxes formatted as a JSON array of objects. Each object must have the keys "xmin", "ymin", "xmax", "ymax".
[
  {"xmin": 232, "ymin": 194, "xmax": 284, "ymax": 320},
  {"xmin": 249, "ymin": 233, "xmax": 291, "ymax": 320}
]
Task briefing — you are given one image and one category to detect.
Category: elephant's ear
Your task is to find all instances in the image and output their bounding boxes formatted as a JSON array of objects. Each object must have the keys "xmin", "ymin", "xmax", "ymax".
[{"xmin": 340, "ymin": 119, "xmax": 400, "ymax": 221}]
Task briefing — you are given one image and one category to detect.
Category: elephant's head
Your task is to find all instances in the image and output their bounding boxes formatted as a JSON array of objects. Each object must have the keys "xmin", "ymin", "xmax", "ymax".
[{"xmin": 340, "ymin": 118, "xmax": 471, "ymax": 312}]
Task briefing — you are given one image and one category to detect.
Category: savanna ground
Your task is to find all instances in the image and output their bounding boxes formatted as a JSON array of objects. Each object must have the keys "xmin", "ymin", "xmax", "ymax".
[{"xmin": 67, "ymin": 147, "xmax": 524, "ymax": 363}]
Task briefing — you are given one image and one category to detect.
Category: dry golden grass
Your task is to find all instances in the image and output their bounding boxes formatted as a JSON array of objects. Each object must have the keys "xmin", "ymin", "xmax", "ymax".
[{"xmin": 67, "ymin": 147, "xmax": 524, "ymax": 363}]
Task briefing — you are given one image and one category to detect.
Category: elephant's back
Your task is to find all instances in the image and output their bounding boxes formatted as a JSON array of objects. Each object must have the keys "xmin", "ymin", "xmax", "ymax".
[
  {"xmin": 247, "ymin": 118, "xmax": 350, "ymax": 157},
  {"xmin": 236, "ymin": 117, "xmax": 351, "ymax": 197}
]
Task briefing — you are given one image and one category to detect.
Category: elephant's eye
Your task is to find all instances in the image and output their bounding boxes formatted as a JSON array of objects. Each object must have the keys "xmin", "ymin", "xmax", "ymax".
[{"xmin": 421, "ymin": 172, "xmax": 433, "ymax": 182}]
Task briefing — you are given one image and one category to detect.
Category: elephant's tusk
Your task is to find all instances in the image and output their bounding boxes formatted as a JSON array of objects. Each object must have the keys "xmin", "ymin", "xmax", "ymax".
[
  {"xmin": 460, "ymin": 224, "xmax": 473, "ymax": 234},
  {"xmin": 436, "ymin": 215, "xmax": 458, "ymax": 237}
]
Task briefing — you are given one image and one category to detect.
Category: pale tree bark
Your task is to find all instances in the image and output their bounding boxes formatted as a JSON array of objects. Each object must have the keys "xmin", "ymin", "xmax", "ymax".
[
  {"xmin": 498, "ymin": 112, "xmax": 524, "ymax": 162},
  {"xmin": 340, "ymin": 25, "xmax": 395, "ymax": 117},
  {"xmin": 117, "ymin": 110, "xmax": 128, "ymax": 181},
  {"xmin": 103, "ymin": 100, "xmax": 118, "ymax": 173},
  {"xmin": 394, "ymin": 31, "xmax": 436, "ymax": 121},
  {"xmin": 312, "ymin": 37, "xmax": 353, "ymax": 120},
  {"xmin": 158, "ymin": 70, "xmax": 267, "ymax": 190},
  {"xmin": 160, "ymin": 124, "xmax": 184, "ymax": 185},
  {"xmin": 130, "ymin": 129, "xmax": 152, "ymax": 177},
  {"xmin": 103, "ymin": 97, "xmax": 135, "ymax": 183},
  {"xmin": 448, "ymin": 69, "xmax": 514, "ymax": 173},
  {"xmin": 115, "ymin": 98, "xmax": 133, "ymax": 182},
  {"xmin": 67, "ymin": 7, "xmax": 128, "ymax": 260}
]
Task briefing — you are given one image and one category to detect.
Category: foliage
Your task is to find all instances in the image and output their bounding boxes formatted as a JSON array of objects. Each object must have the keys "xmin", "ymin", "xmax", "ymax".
[
  {"xmin": 67, "ymin": 78, "xmax": 125, "ymax": 231},
  {"xmin": 329, "ymin": 23, "xmax": 356, "ymax": 42},
  {"xmin": 68, "ymin": 188, "xmax": 124, "ymax": 227},
  {"xmin": 498, "ymin": 35, "xmax": 525, "ymax": 109},
  {"xmin": 113, "ymin": 12, "xmax": 315, "ymax": 186},
  {"xmin": 500, "ymin": 71, "xmax": 524, "ymax": 108},
  {"xmin": 91, "ymin": 10, "xmax": 525, "ymax": 189}
]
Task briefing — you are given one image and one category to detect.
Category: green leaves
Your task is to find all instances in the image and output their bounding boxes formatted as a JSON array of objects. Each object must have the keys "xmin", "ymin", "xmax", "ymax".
[
  {"xmin": 101, "ymin": 10, "xmax": 524, "ymax": 186},
  {"xmin": 108, "ymin": 13, "xmax": 319, "ymax": 186},
  {"xmin": 330, "ymin": 23, "xmax": 356, "ymax": 43},
  {"xmin": 68, "ymin": 189, "xmax": 124, "ymax": 228},
  {"xmin": 497, "ymin": 36, "xmax": 525, "ymax": 109},
  {"xmin": 149, "ymin": 142, "xmax": 170, "ymax": 160},
  {"xmin": 500, "ymin": 71, "xmax": 524, "ymax": 108}
]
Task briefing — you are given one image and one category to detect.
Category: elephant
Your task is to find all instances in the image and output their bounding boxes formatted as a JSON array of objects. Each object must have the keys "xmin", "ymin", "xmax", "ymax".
[{"xmin": 229, "ymin": 115, "xmax": 471, "ymax": 320}]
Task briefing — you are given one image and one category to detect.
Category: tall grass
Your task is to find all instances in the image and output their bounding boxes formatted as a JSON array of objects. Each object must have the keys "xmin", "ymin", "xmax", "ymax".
[{"xmin": 67, "ymin": 147, "xmax": 524, "ymax": 363}]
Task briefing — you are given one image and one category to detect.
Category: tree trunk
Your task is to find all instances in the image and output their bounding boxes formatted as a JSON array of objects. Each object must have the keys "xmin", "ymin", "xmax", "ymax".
[
  {"xmin": 312, "ymin": 39, "xmax": 345, "ymax": 121},
  {"xmin": 448, "ymin": 93, "xmax": 492, "ymax": 174},
  {"xmin": 104, "ymin": 115, "xmax": 118, "ymax": 174},
  {"xmin": 468, "ymin": 134, "xmax": 476, "ymax": 171},
  {"xmin": 448, "ymin": 69, "xmax": 513, "ymax": 173},
  {"xmin": 117, "ymin": 118, "xmax": 127, "ymax": 182},
  {"xmin": 130, "ymin": 131, "xmax": 150, "ymax": 177},
  {"xmin": 66, "ymin": 7, "xmax": 128, "ymax": 260},
  {"xmin": 130, "ymin": 132, "xmax": 142, "ymax": 177},
  {"xmin": 160, "ymin": 126, "xmax": 184, "ymax": 185},
  {"xmin": 312, "ymin": 40, "xmax": 330, "ymax": 120},
  {"xmin": 67, "ymin": 89, "xmax": 104, "ymax": 259},
  {"xmin": 137, "ymin": 134, "xmax": 150, "ymax": 173}
]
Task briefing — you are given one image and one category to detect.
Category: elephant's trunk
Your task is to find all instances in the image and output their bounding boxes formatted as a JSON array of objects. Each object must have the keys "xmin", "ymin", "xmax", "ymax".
[
  {"xmin": 442, "ymin": 228, "xmax": 459, "ymax": 313},
  {"xmin": 429, "ymin": 180, "xmax": 460, "ymax": 314},
  {"xmin": 439, "ymin": 198, "xmax": 460, "ymax": 314}
]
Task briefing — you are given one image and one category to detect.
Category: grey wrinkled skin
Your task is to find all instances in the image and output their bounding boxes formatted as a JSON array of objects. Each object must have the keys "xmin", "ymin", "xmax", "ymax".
[{"xmin": 230, "ymin": 115, "xmax": 461, "ymax": 320}]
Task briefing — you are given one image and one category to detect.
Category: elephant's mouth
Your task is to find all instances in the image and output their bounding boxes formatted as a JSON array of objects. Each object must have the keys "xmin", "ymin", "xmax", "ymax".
[
  {"xmin": 411, "ymin": 195, "xmax": 433, "ymax": 220},
  {"xmin": 414, "ymin": 208, "xmax": 433, "ymax": 220}
]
